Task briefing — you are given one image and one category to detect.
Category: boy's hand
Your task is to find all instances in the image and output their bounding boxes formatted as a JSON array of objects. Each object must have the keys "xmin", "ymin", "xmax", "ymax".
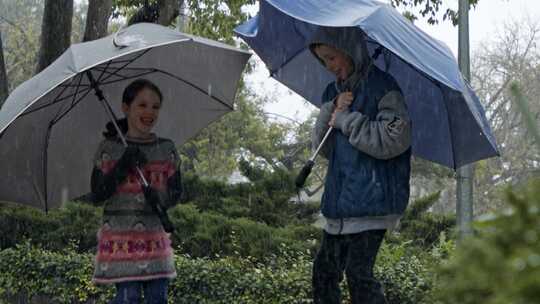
[
  {"xmin": 329, "ymin": 111, "xmax": 337, "ymax": 127},
  {"xmin": 329, "ymin": 92, "xmax": 353, "ymax": 127},
  {"xmin": 335, "ymin": 92, "xmax": 353, "ymax": 111}
]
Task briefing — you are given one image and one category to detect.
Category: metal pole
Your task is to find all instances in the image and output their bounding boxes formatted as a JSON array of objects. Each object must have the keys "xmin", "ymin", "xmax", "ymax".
[{"xmin": 457, "ymin": 0, "xmax": 474, "ymax": 240}]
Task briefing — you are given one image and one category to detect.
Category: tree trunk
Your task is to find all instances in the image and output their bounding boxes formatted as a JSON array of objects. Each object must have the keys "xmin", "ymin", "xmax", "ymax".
[
  {"xmin": 157, "ymin": 0, "xmax": 181, "ymax": 26},
  {"xmin": 83, "ymin": 0, "xmax": 113, "ymax": 42},
  {"xmin": 36, "ymin": 0, "xmax": 74, "ymax": 73},
  {"xmin": 128, "ymin": 0, "xmax": 182, "ymax": 26},
  {"xmin": 0, "ymin": 31, "xmax": 8, "ymax": 107}
]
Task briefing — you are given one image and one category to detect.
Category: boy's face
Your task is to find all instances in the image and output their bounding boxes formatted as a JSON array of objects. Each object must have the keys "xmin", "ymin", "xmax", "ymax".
[{"xmin": 314, "ymin": 45, "xmax": 354, "ymax": 81}]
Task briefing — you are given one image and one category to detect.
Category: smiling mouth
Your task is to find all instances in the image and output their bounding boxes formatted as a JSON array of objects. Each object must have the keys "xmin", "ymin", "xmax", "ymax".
[{"xmin": 140, "ymin": 118, "xmax": 154, "ymax": 127}]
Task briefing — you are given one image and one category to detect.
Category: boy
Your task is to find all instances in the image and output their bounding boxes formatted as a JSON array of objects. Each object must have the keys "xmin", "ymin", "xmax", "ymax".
[{"xmin": 309, "ymin": 27, "xmax": 411, "ymax": 304}]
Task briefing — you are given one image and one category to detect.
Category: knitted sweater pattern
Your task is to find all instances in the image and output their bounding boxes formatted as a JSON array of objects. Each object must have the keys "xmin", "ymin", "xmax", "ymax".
[{"xmin": 91, "ymin": 136, "xmax": 180, "ymax": 284}]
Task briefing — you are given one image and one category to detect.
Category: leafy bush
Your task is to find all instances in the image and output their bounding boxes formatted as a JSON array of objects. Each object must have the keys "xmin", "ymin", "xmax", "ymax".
[
  {"xmin": 0, "ymin": 241, "xmax": 114, "ymax": 303},
  {"xmin": 387, "ymin": 191, "xmax": 456, "ymax": 249},
  {"xmin": 0, "ymin": 201, "xmax": 101, "ymax": 252},
  {"xmin": 0, "ymin": 200, "xmax": 320, "ymax": 261},
  {"xmin": 0, "ymin": 241, "xmax": 434, "ymax": 304},
  {"xmin": 433, "ymin": 179, "xmax": 540, "ymax": 304},
  {"xmin": 182, "ymin": 168, "xmax": 317, "ymax": 228},
  {"xmin": 169, "ymin": 203, "xmax": 320, "ymax": 259}
]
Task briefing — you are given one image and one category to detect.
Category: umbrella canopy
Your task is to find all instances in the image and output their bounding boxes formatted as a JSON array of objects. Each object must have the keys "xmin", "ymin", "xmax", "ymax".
[
  {"xmin": 0, "ymin": 22, "xmax": 250, "ymax": 210},
  {"xmin": 235, "ymin": 0, "xmax": 499, "ymax": 169}
]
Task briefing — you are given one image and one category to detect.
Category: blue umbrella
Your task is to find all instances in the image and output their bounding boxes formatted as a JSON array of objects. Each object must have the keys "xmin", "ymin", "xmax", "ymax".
[{"xmin": 235, "ymin": 0, "xmax": 499, "ymax": 169}]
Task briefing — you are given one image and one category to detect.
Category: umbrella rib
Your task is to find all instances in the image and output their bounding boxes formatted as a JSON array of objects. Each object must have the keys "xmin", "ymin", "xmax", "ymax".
[
  {"xmin": 96, "ymin": 49, "xmax": 152, "ymax": 83},
  {"xmin": 91, "ymin": 67, "xmax": 157, "ymax": 83},
  {"xmin": 52, "ymin": 74, "xmax": 90, "ymax": 124},
  {"xmin": 19, "ymin": 87, "xmax": 93, "ymax": 117},
  {"xmin": 95, "ymin": 59, "xmax": 115, "ymax": 84},
  {"xmin": 52, "ymin": 88, "xmax": 93, "ymax": 124},
  {"xmin": 19, "ymin": 51, "xmax": 152, "ymax": 117},
  {"xmin": 436, "ymin": 82, "xmax": 457, "ymax": 169},
  {"xmin": 52, "ymin": 73, "xmax": 83, "ymax": 123},
  {"xmin": 268, "ymin": 46, "xmax": 306, "ymax": 76},
  {"xmin": 155, "ymin": 69, "xmax": 233, "ymax": 110}
]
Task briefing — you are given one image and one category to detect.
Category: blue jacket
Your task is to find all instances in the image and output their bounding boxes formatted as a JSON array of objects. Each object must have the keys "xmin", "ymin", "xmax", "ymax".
[{"xmin": 320, "ymin": 66, "xmax": 411, "ymax": 219}]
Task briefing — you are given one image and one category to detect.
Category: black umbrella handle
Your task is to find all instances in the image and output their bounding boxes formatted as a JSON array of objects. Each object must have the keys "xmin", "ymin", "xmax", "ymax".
[
  {"xmin": 295, "ymin": 160, "xmax": 315, "ymax": 189},
  {"xmin": 295, "ymin": 128, "xmax": 333, "ymax": 189}
]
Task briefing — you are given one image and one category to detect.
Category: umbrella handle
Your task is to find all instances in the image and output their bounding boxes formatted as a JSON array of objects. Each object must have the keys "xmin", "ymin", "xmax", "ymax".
[{"xmin": 295, "ymin": 127, "xmax": 333, "ymax": 189}]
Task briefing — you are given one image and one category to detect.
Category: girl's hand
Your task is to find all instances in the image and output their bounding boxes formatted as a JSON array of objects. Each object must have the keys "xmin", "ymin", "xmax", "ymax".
[{"xmin": 335, "ymin": 91, "xmax": 353, "ymax": 111}]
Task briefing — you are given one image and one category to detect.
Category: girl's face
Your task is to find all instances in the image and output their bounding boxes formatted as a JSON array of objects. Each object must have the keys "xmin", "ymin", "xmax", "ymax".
[
  {"xmin": 314, "ymin": 45, "xmax": 354, "ymax": 81},
  {"xmin": 122, "ymin": 87, "xmax": 162, "ymax": 139}
]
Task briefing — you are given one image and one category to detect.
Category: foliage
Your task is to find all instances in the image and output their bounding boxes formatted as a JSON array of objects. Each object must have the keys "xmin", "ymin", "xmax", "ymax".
[
  {"xmin": 433, "ymin": 179, "xmax": 540, "ymax": 304},
  {"xmin": 169, "ymin": 203, "xmax": 320, "ymax": 259},
  {"xmin": 0, "ymin": 241, "xmax": 114, "ymax": 304},
  {"xmin": 185, "ymin": 0, "xmax": 255, "ymax": 44},
  {"xmin": 391, "ymin": 0, "xmax": 480, "ymax": 25},
  {"xmin": 181, "ymin": 164, "xmax": 316, "ymax": 227},
  {"xmin": 0, "ymin": 168, "xmax": 321, "ymax": 260},
  {"xmin": 179, "ymin": 91, "xmax": 297, "ymax": 179},
  {"xmin": 0, "ymin": 240, "xmax": 435, "ymax": 304},
  {"xmin": 387, "ymin": 192, "xmax": 456, "ymax": 250},
  {"xmin": 0, "ymin": 201, "xmax": 102, "ymax": 252}
]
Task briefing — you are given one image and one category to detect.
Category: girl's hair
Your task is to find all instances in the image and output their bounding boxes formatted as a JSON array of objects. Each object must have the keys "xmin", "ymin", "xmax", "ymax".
[{"xmin": 103, "ymin": 79, "xmax": 163, "ymax": 139}]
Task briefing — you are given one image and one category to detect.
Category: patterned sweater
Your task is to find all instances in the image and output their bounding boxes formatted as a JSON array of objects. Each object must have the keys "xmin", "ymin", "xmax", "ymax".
[{"xmin": 90, "ymin": 134, "xmax": 182, "ymax": 284}]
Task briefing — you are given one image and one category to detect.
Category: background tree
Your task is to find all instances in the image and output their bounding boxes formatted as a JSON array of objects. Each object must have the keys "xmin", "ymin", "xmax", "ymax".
[
  {"xmin": 470, "ymin": 19, "xmax": 540, "ymax": 212},
  {"xmin": 35, "ymin": 0, "xmax": 74, "ymax": 73},
  {"xmin": 83, "ymin": 0, "xmax": 113, "ymax": 42},
  {"xmin": 112, "ymin": 0, "xmax": 180, "ymax": 26},
  {"xmin": 0, "ymin": 0, "xmax": 43, "ymax": 91},
  {"xmin": 0, "ymin": 30, "xmax": 8, "ymax": 107}
]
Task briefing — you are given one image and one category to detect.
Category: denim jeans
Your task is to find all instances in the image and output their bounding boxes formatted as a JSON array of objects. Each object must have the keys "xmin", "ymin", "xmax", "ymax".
[
  {"xmin": 312, "ymin": 230, "xmax": 387, "ymax": 304},
  {"xmin": 110, "ymin": 278, "xmax": 168, "ymax": 304}
]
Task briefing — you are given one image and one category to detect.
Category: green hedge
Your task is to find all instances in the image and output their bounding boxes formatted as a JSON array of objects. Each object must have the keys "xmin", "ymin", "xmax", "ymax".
[
  {"xmin": 0, "ymin": 201, "xmax": 320, "ymax": 261},
  {"xmin": 433, "ymin": 179, "xmax": 540, "ymax": 304},
  {"xmin": 0, "ymin": 241, "xmax": 434, "ymax": 304},
  {"xmin": 0, "ymin": 201, "xmax": 101, "ymax": 252}
]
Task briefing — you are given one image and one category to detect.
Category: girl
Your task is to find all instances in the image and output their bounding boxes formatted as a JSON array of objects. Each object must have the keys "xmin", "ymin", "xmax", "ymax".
[{"xmin": 90, "ymin": 79, "xmax": 182, "ymax": 303}]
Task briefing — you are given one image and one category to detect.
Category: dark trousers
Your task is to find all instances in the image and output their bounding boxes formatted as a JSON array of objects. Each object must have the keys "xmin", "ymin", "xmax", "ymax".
[
  {"xmin": 312, "ymin": 230, "xmax": 387, "ymax": 304},
  {"xmin": 110, "ymin": 278, "xmax": 168, "ymax": 304}
]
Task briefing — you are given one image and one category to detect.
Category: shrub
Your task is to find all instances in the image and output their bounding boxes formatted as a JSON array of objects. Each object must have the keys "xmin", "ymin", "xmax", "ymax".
[
  {"xmin": 0, "ymin": 241, "xmax": 434, "ymax": 304},
  {"xmin": 387, "ymin": 192, "xmax": 456, "ymax": 249},
  {"xmin": 433, "ymin": 179, "xmax": 540, "ymax": 304},
  {"xmin": 0, "ymin": 201, "xmax": 100, "ymax": 252}
]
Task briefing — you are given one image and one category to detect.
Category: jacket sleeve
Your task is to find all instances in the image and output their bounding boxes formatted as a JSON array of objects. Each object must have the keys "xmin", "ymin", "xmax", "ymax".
[
  {"xmin": 332, "ymin": 90, "xmax": 411, "ymax": 159},
  {"xmin": 90, "ymin": 141, "xmax": 121, "ymax": 204},
  {"xmin": 162, "ymin": 147, "xmax": 183, "ymax": 209}
]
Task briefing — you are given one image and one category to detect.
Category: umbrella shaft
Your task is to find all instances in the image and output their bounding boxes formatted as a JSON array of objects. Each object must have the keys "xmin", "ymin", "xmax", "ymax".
[{"xmin": 310, "ymin": 127, "xmax": 333, "ymax": 162}]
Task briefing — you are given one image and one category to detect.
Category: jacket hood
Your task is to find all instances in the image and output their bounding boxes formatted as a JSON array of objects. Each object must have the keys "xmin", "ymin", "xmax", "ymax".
[{"xmin": 308, "ymin": 27, "xmax": 372, "ymax": 92}]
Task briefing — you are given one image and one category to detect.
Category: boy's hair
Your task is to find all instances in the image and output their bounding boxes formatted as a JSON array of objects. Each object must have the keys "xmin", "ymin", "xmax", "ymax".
[{"xmin": 309, "ymin": 43, "xmax": 328, "ymax": 67}]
